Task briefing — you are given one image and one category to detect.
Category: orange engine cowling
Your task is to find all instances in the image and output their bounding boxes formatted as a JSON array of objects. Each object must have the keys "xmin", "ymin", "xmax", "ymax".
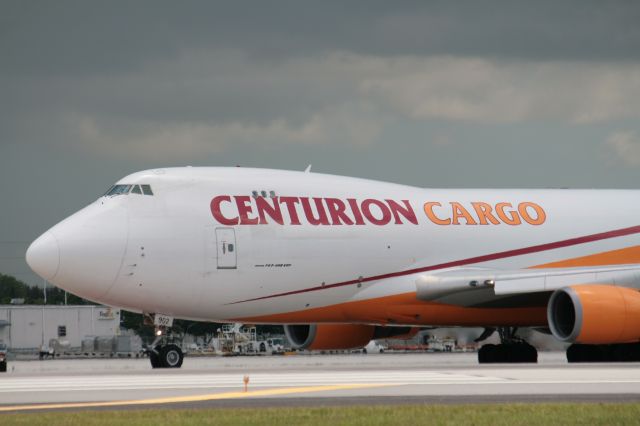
[
  {"xmin": 547, "ymin": 284, "xmax": 640, "ymax": 344},
  {"xmin": 284, "ymin": 324, "xmax": 418, "ymax": 350}
]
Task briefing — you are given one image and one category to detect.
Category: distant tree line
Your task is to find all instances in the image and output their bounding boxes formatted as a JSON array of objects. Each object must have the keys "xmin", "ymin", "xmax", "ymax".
[
  {"xmin": 0, "ymin": 273, "xmax": 284, "ymax": 341},
  {"xmin": 0, "ymin": 273, "xmax": 89, "ymax": 305}
]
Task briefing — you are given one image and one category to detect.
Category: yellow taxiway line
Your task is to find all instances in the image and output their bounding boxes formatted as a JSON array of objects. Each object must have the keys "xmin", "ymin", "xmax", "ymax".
[{"xmin": 0, "ymin": 383, "xmax": 392, "ymax": 412}]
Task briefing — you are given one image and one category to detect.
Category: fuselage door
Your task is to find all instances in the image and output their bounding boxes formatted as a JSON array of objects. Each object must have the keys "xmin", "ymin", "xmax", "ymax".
[{"xmin": 215, "ymin": 227, "xmax": 237, "ymax": 269}]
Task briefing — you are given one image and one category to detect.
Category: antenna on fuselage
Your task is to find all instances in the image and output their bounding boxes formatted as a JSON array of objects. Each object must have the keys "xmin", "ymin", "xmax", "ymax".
[{"xmin": 304, "ymin": 164, "xmax": 312, "ymax": 173}]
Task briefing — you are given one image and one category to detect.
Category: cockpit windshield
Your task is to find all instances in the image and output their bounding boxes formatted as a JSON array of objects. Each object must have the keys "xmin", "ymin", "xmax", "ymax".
[
  {"xmin": 141, "ymin": 184, "xmax": 153, "ymax": 195},
  {"xmin": 103, "ymin": 184, "xmax": 154, "ymax": 197},
  {"xmin": 105, "ymin": 185, "xmax": 131, "ymax": 196}
]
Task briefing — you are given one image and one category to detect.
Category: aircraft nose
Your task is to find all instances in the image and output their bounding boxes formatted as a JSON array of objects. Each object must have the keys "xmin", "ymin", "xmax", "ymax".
[
  {"xmin": 26, "ymin": 231, "xmax": 60, "ymax": 281},
  {"xmin": 26, "ymin": 203, "xmax": 128, "ymax": 302}
]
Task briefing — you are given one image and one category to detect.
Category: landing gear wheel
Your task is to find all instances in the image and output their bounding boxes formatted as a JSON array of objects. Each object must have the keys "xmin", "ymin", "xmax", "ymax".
[
  {"xmin": 523, "ymin": 343, "xmax": 538, "ymax": 363},
  {"xmin": 160, "ymin": 344, "xmax": 184, "ymax": 368},
  {"xmin": 0, "ymin": 361, "xmax": 6, "ymax": 373},
  {"xmin": 478, "ymin": 344, "xmax": 497, "ymax": 363},
  {"xmin": 611, "ymin": 343, "xmax": 640, "ymax": 362},
  {"xmin": 478, "ymin": 342, "xmax": 537, "ymax": 363},
  {"xmin": 149, "ymin": 350, "xmax": 161, "ymax": 369},
  {"xmin": 509, "ymin": 342, "xmax": 537, "ymax": 363},
  {"xmin": 567, "ymin": 343, "xmax": 640, "ymax": 363},
  {"xmin": 477, "ymin": 327, "xmax": 538, "ymax": 364}
]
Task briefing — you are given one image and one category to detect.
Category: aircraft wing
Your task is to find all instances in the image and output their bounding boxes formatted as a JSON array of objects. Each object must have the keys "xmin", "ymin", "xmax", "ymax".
[{"xmin": 416, "ymin": 265, "xmax": 640, "ymax": 301}]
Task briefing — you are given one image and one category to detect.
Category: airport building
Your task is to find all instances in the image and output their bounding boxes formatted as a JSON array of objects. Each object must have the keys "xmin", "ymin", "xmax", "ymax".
[{"xmin": 0, "ymin": 305, "xmax": 121, "ymax": 352}]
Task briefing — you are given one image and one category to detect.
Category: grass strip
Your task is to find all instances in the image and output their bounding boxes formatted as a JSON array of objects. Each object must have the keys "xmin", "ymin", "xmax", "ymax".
[{"xmin": 2, "ymin": 403, "xmax": 640, "ymax": 426}]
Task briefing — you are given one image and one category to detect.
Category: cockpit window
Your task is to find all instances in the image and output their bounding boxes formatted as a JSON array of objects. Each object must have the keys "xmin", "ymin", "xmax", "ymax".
[
  {"xmin": 103, "ymin": 184, "xmax": 153, "ymax": 197},
  {"xmin": 141, "ymin": 185, "xmax": 154, "ymax": 196},
  {"xmin": 105, "ymin": 185, "xmax": 132, "ymax": 196}
]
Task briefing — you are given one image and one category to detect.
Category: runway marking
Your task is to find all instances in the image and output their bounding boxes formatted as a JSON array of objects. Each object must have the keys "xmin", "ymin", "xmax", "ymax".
[
  {"xmin": 4, "ymin": 367, "xmax": 640, "ymax": 410},
  {"xmin": 0, "ymin": 383, "xmax": 390, "ymax": 412},
  {"xmin": 0, "ymin": 371, "xmax": 508, "ymax": 392},
  {"xmin": 6, "ymin": 369, "xmax": 640, "ymax": 394}
]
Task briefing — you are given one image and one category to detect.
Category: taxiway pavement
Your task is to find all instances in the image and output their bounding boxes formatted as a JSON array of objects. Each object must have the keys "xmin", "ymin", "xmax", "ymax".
[{"xmin": 1, "ymin": 352, "xmax": 639, "ymax": 412}]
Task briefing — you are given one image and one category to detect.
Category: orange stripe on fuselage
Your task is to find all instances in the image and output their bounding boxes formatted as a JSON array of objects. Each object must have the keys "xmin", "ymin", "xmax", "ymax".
[
  {"xmin": 234, "ymin": 292, "xmax": 547, "ymax": 326},
  {"xmin": 237, "ymin": 245, "xmax": 640, "ymax": 327},
  {"xmin": 531, "ymin": 245, "xmax": 640, "ymax": 268}
]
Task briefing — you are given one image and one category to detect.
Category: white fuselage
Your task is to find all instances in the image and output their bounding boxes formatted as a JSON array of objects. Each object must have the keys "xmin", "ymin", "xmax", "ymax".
[{"xmin": 26, "ymin": 167, "xmax": 640, "ymax": 326}]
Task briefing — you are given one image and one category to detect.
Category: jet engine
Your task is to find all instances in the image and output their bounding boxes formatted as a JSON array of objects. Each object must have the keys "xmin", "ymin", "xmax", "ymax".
[
  {"xmin": 284, "ymin": 324, "xmax": 418, "ymax": 350},
  {"xmin": 547, "ymin": 284, "xmax": 640, "ymax": 344}
]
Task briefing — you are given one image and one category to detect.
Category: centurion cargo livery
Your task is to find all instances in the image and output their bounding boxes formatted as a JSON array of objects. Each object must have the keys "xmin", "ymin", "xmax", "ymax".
[{"xmin": 26, "ymin": 167, "xmax": 640, "ymax": 368}]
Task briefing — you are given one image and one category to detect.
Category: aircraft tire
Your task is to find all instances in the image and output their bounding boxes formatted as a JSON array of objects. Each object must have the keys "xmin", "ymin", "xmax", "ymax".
[
  {"xmin": 524, "ymin": 343, "xmax": 538, "ymax": 363},
  {"xmin": 159, "ymin": 344, "xmax": 184, "ymax": 368},
  {"xmin": 479, "ymin": 343, "xmax": 537, "ymax": 363},
  {"xmin": 478, "ymin": 344, "xmax": 497, "ymax": 363},
  {"xmin": 609, "ymin": 343, "xmax": 640, "ymax": 362},
  {"xmin": 0, "ymin": 361, "xmax": 6, "ymax": 373},
  {"xmin": 567, "ymin": 344, "xmax": 585, "ymax": 362},
  {"xmin": 493, "ymin": 344, "xmax": 508, "ymax": 362},
  {"xmin": 149, "ymin": 349, "xmax": 162, "ymax": 369},
  {"xmin": 508, "ymin": 342, "xmax": 537, "ymax": 363},
  {"xmin": 567, "ymin": 344, "xmax": 607, "ymax": 362}
]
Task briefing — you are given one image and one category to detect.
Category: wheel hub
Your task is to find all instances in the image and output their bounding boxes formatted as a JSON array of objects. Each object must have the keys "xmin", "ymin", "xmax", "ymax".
[{"xmin": 166, "ymin": 350, "xmax": 180, "ymax": 366}]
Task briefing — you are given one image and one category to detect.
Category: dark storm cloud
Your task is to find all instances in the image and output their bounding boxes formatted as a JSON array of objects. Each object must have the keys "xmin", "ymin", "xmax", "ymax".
[
  {"xmin": 2, "ymin": 0, "xmax": 640, "ymax": 78},
  {"xmin": 3, "ymin": 0, "xmax": 640, "ymax": 132}
]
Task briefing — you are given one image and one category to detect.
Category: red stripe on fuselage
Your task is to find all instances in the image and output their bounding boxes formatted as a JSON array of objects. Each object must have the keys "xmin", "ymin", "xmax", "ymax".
[{"xmin": 226, "ymin": 224, "xmax": 640, "ymax": 305}]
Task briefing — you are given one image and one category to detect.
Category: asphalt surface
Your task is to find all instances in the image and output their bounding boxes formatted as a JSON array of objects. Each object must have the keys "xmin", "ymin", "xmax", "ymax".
[{"xmin": 1, "ymin": 352, "xmax": 640, "ymax": 412}]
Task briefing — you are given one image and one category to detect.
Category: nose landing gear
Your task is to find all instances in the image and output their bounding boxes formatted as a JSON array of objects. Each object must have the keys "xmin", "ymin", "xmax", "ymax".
[
  {"xmin": 144, "ymin": 313, "xmax": 184, "ymax": 369},
  {"xmin": 476, "ymin": 327, "xmax": 538, "ymax": 364},
  {"xmin": 149, "ymin": 341, "xmax": 184, "ymax": 368},
  {"xmin": 147, "ymin": 330, "xmax": 184, "ymax": 368}
]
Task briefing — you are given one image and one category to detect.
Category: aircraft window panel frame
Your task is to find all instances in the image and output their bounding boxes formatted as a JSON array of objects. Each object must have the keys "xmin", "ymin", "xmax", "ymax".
[
  {"xmin": 141, "ymin": 184, "xmax": 154, "ymax": 196},
  {"xmin": 106, "ymin": 184, "xmax": 132, "ymax": 196},
  {"xmin": 103, "ymin": 185, "xmax": 116, "ymax": 196},
  {"xmin": 131, "ymin": 185, "xmax": 142, "ymax": 194}
]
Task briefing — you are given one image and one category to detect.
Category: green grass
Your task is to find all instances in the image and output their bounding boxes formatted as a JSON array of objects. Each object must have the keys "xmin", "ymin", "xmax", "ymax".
[{"xmin": 2, "ymin": 403, "xmax": 640, "ymax": 426}]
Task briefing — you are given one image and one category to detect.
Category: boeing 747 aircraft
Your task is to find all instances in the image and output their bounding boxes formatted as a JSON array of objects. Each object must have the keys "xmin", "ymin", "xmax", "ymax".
[{"xmin": 26, "ymin": 167, "xmax": 640, "ymax": 368}]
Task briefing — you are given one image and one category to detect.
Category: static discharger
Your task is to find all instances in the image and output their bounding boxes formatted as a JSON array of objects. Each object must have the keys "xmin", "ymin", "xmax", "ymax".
[{"xmin": 243, "ymin": 375, "xmax": 250, "ymax": 392}]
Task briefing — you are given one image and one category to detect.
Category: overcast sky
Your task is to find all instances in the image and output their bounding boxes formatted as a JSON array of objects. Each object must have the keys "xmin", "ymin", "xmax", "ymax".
[{"xmin": 2, "ymin": 1, "xmax": 640, "ymax": 286}]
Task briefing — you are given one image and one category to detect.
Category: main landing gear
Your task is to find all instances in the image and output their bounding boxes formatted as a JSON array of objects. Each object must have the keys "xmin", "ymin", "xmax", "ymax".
[
  {"xmin": 476, "ymin": 327, "xmax": 538, "ymax": 364},
  {"xmin": 144, "ymin": 314, "xmax": 184, "ymax": 369},
  {"xmin": 567, "ymin": 343, "xmax": 640, "ymax": 362}
]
